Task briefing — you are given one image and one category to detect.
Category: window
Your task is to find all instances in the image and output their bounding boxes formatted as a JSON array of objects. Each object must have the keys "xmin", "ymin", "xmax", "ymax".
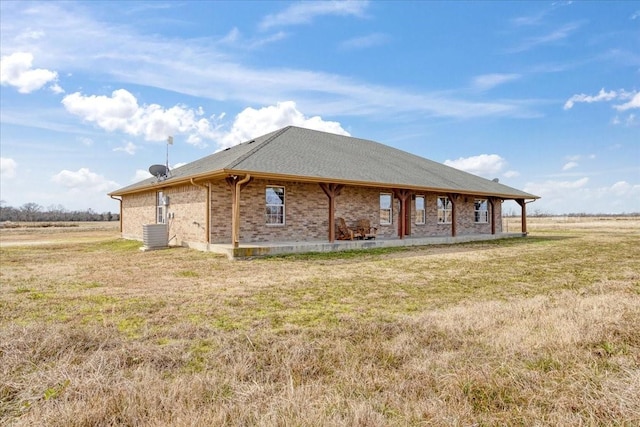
[
  {"xmin": 265, "ymin": 186, "xmax": 285, "ymax": 225},
  {"xmin": 380, "ymin": 193, "xmax": 392, "ymax": 225},
  {"xmin": 437, "ymin": 196, "xmax": 452, "ymax": 223},
  {"xmin": 475, "ymin": 199, "xmax": 489, "ymax": 223},
  {"xmin": 156, "ymin": 191, "xmax": 166, "ymax": 224},
  {"xmin": 415, "ymin": 195, "xmax": 425, "ymax": 224}
]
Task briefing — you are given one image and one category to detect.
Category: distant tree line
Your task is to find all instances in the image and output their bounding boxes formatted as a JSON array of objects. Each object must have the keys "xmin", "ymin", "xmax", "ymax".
[
  {"xmin": 0, "ymin": 201, "xmax": 119, "ymax": 222},
  {"xmin": 503, "ymin": 209, "xmax": 639, "ymax": 218}
]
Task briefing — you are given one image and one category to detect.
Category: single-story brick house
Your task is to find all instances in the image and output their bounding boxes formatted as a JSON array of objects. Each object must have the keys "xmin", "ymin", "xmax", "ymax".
[{"xmin": 109, "ymin": 126, "xmax": 539, "ymax": 258}]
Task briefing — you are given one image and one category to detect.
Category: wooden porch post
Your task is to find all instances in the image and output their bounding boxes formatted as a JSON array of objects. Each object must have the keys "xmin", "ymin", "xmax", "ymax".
[
  {"xmin": 226, "ymin": 175, "xmax": 251, "ymax": 248},
  {"xmin": 516, "ymin": 199, "xmax": 527, "ymax": 234},
  {"xmin": 319, "ymin": 183, "xmax": 344, "ymax": 242},
  {"xmin": 447, "ymin": 193, "xmax": 458, "ymax": 237},
  {"xmin": 394, "ymin": 190, "xmax": 411, "ymax": 239},
  {"xmin": 489, "ymin": 197, "xmax": 496, "ymax": 235}
]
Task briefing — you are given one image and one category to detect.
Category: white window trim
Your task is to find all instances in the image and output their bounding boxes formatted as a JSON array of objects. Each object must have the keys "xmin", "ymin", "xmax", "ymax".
[
  {"xmin": 474, "ymin": 199, "xmax": 489, "ymax": 223},
  {"xmin": 156, "ymin": 191, "xmax": 166, "ymax": 224},
  {"xmin": 437, "ymin": 196, "xmax": 452, "ymax": 224},
  {"xmin": 265, "ymin": 185, "xmax": 285, "ymax": 226},
  {"xmin": 415, "ymin": 195, "xmax": 425, "ymax": 224},
  {"xmin": 380, "ymin": 192, "xmax": 393, "ymax": 225}
]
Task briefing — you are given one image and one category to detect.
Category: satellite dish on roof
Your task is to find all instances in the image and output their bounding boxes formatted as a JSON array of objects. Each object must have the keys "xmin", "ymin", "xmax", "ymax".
[{"xmin": 149, "ymin": 164, "xmax": 168, "ymax": 178}]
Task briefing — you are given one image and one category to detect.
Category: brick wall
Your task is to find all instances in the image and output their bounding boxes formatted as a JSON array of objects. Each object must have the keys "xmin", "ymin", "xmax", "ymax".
[
  {"xmin": 121, "ymin": 192, "xmax": 156, "ymax": 240},
  {"xmin": 122, "ymin": 178, "xmax": 504, "ymax": 245},
  {"xmin": 121, "ymin": 184, "xmax": 207, "ymax": 245},
  {"xmin": 164, "ymin": 184, "xmax": 207, "ymax": 245},
  {"xmin": 210, "ymin": 180, "xmax": 233, "ymax": 243}
]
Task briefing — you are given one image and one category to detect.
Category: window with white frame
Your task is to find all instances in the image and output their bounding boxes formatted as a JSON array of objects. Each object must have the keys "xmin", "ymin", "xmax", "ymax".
[
  {"xmin": 265, "ymin": 186, "xmax": 285, "ymax": 225},
  {"xmin": 474, "ymin": 199, "xmax": 489, "ymax": 223},
  {"xmin": 437, "ymin": 196, "xmax": 452, "ymax": 223},
  {"xmin": 156, "ymin": 191, "xmax": 166, "ymax": 224},
  {"xmin": 415, "ymin": 195, "xmax": 425, "ymax": 224},
  {"xmin": 380, "ymin": 193, "xmax": 392, "ymax": 225}
]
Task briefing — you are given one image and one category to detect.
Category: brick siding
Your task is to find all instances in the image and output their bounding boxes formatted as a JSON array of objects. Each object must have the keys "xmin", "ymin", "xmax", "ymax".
[{"xmin": 121, "ymin": 178, "xmax": 504, "ymax": 245}]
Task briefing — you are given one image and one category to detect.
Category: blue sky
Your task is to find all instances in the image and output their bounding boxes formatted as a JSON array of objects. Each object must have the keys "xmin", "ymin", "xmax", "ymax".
[{"xmin": 1, "ymin": 1, "xmax": 638, "ymax": 215}]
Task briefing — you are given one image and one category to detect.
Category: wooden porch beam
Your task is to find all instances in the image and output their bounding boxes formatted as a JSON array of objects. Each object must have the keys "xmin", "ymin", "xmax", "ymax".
[
  {"xmin": 226, "ymin": 174, "xmax": 252, "ymax": 248},
  {"xmin": 489, "ymin": 197, "xmax": 496, "ymax": 235},
  {"xmin": 447, "ymin": 193, "xmax": 459, "ymax": 237},
  {"xmin": 393, "ymin": 189, "xmax": 411, "ymax": 239},
  {"xmin": 516, "ymin": 199, "xmax": 527, "ymax": 235},
  {"xmin": 319, "ymin": 183, "xmax": 344, "ymax": 242}
]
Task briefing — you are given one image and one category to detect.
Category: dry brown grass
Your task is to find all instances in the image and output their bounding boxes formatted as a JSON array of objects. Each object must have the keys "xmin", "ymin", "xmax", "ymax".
[{"xmin": 1, "ymin": 218, "xmax": 639, "ymax": 425}]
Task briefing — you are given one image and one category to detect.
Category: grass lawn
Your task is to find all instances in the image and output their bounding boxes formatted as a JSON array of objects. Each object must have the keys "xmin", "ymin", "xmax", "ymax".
[{"xmin": 1, "ymin": 217, "xmax": 639, "ymax": 425}]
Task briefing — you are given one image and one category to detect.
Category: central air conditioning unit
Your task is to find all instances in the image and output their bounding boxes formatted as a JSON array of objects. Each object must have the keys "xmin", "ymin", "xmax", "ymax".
[{"xmin": 142, "ymin": 223, "xmax": 168, "ymax": 250}]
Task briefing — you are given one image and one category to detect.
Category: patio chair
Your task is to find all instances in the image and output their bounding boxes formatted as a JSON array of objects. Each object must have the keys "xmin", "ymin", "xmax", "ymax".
[
  {"xmin": 357, "ymin": 219, "xmax": 377, "ymax": 240},
  {"xmin": 337, "ymin": 217, "xmax": 361, "ymax": 240}
]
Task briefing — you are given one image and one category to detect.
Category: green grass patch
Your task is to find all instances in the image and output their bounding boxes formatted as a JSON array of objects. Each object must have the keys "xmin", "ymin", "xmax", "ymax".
[
  {"xmin": 176, "ymin": 270, "xmax": 199, "ymax": 278},
  {"xmin": 89, "ymin": 239, "xmax": 141, "ymax": 252}
]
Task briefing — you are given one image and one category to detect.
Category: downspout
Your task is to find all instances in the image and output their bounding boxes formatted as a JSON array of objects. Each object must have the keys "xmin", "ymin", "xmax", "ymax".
[
  {"xmin": 524, "ymin": 199, "xmax": 537, "ymax": 235},
  {"xmin": 109, "ymin": 195, "xmax": 122, "ymax": 233},
  {"xmin": 233, "ymin": 174, "xmax": 251, "ymax": 248},
  {"xmin": 190, "ymin": 178, "xmax": 211, "ymax": 244}
]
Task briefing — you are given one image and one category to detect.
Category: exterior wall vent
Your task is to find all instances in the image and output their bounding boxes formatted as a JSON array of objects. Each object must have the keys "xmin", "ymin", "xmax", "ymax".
[{"xmin": 142, "ymin": 223, "xmax": 168, "ymax": 250}]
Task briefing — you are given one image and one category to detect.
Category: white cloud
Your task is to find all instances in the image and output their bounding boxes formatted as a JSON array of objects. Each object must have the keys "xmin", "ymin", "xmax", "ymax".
[
  {"xmin": 1, "ymin": 157, "xmax": 18, "ymax": 179},
  {"xmin": 507, "ymin": 22, "xmax": 582, "ymax": 53},
  {"xmin": 260, "ymin": 1, "xmax": 368, "ymax": 30},
  {"xmin": 525, "ymin": 177, "xmax": 588, "ymax": 201},
  {"xmin": 564, "ymin": 88, "xmax": 638, "ymax": 110},
  {"xmin": 51, "ymin": 168, "xmax": 120, "ymax": 194},
  {"xmin": 611, "ymin": 181, "xmax": 633, "ymax": 196},
  {"xmin": 132, "ymin": 169, "xmax": 153, "ymax": 183},
  {"xmin": 61, "ymin": 89, "xmax": 220, "ymax": 146},
  {"xmin": 472, "ymin": 73, "xmax": 521, "ymax": 91},
  {"xmin": 49, "ymin": 83, "xmax": 65, "ymax": 94},
  {"xmin": 613, "ymin": 92, "xmax": 640, "ymax": 111},
  {"xmin": 0, "ymin": 52, "xmax": 58, "ymax": 93},
  {"xmin": 113, "ymin": 141, "xmax": 138, "ymax": 155},
  {"xmin": 218, "ymin": 101, "xmax": 350, "ymax": 148},
  {"xmin": 563, "ymin": 88, "xmax": 618, "ymax": 110},
  {"xmin": 78, "ymin": 137, "xmax": 94, "ymax": 146},
  {"xmin": 0, "ymin": 3, "xmax": 535, "ymax": 121},
  {"xmin": 339, "ymin": 33, "xmax": 390, "ymax": 50},
  {"xmin": 444, "ymin": 154, "xmax": 507, "ymax": 178},
  {"xmin": 503, "ymin": 170, "xmax": 520, "ymax": 178},
  {"xmin": 562, "ymin": 161, "xmax": 578, "ymax": 171},
  {"xmin": 524, "ymin": 178, "xmax": 640, "ymax": 214}
]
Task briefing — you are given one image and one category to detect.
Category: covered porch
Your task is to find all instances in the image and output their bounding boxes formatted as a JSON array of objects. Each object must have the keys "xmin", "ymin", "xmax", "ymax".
[{"xmin": 203, "ymin": 232, "xmax": 529, "ymax": 259}]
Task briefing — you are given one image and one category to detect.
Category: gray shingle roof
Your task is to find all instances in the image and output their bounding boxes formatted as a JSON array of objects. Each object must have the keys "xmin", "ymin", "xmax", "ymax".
[{"xmin": 111, "ymin": 126, "xmax": 538, "ymax": 199}]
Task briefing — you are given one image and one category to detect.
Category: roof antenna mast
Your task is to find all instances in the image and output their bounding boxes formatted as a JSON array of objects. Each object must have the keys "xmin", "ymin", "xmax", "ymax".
[{"xmin": 166, "ymin": 135, "xmax": 173, "ymax": 177}]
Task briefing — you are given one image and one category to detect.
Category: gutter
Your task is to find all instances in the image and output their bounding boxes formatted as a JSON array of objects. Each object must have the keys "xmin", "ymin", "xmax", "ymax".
[{"xmin": 109, "ymin": 195, "xmax": 123, "ymax": 232}]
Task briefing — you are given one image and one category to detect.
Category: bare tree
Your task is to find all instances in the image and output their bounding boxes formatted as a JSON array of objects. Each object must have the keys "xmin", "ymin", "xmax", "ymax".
[{"xmin": 20, "ymin": 203, "xmax": 42, "ymax": 221}]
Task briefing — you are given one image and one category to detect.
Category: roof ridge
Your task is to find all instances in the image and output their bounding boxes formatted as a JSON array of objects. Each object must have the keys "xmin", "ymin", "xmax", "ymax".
[{"xmin": 225, "ymin": 126, "xmax": 292, "ymax": 170}]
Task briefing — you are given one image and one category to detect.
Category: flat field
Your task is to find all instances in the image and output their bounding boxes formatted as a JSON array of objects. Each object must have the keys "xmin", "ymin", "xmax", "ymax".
[{"xmin": 1, "ymin": 217, "xmax": 639, "ymax": 426}]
